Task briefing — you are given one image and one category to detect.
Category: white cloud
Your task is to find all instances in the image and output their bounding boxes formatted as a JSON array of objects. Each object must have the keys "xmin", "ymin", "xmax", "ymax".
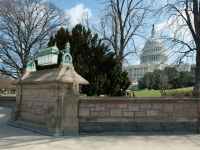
[{"xmin": 66, "ymin": 4, "xmax": 92, "ymax": 26}]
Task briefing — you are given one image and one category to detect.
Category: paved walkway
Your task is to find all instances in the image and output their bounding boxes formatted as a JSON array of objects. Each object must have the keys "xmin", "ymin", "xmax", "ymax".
[{"xmin": 1, "ymin": 106, "xmax": 200, "ymax": 150}]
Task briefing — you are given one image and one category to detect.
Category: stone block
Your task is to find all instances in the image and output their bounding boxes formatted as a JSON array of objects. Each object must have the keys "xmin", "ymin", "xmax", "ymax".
[
  {"xmin": 128, "ymin": 103, "xmax": 139, "ymax": 111},
  {"xmin": 152, "ymin": 127, "xmax": 163, "ymax": 132},
  {"xmin": 79, "ymin": 126, "xmax": 92, "ymax": 132},
  {"xmin": 30, "ymin": 108, "xmax": 35, "ymax": 114},
  {"xmin": 190, "ymin": 103, "xmax": 198, "ymax": 108},
  {"xmin": 43, "ymin": 102, "xmax": 48, "ymax": 109},
  {"xmin": 112, "ymin": 122, "xmax": 125, "ymax": 127},
  {"xmin": 163, "ymin": 104, "xmax": 173, "ymax": 112},
  {"xmin": 188, "ymin": 109, "xmax": 198, "ymax": 117},
  {"xmin": 135, "ymin": 111, "xmax": 145, "ymax": 117},
  {"xmin": 91, "ymin": 112, "xmax": 99, "ymax": 117},
  {"xmin": 87, "ymin": 103, "xmax": 95, "ymax": 107},
  {"xmin": 25, "ymin": 107, "xmax": 31, "ymax": 112},
  {"xmin": 152, "ymin": 103, "xmax": 163, "ymax": 109},
  {"xmin": 160, "ymin": 122, "xmax": 170, "ymax": 127},
  {"xmin": 148, "ymin": 122, "xmax": 160, "ymax": 127},
  {"xmin": 123, "ymin": 112, "xmax": 134, "ymax": 117},
  {"xmin": 92, "ymin": 127, "xmax": 104, "ymax": 133},
  {"xmin": 163, "ymin": 127, "xmax": 174, "ymax": 132},
  {"xmin": 100, "ymin": 112, "xmax": 109, "ymax": 117},
  {"xmin": 79, "ymin": 108, "xmax": 90, "ymax": 117},
  {"xmin": 27, "ymin": 101, "xmax": 32, "ymax": 107},
  {"xmin": 80, "ymin": 122, "xmax": 88, "ymax": 127},
  {"xmin": 99, "ymin": 122, "xmax": 112, "ymax": 127},
  {"xmin": 125, "ymin": 122, "xmax": 137, "ymax": 127},
  {"xmin": 106, "ymin": 103, "xmax": 115, "ymax": 108},
  {"xmin": 33, "ymin": 101, "xmax": 43, "ymax": 107},
  {"xmin": 140, "ymin": 103, "xmax": 151, "ymax": 109},
  {"xmin": 21, "ymin": 105, "xmax": 26, "ymax": 111},
  {"xmin": 192, "ymin": 122, "xmax": 198, "ymax": 126},
  {"xmin": 146, "ymin": 110, "xmax": 158, "ymax": 117},
  {"xmin": 87, "ymin": 122, "xmax": 99, "ymax": 126},
  {"xmin": 116, "ymin": 103, "xmax": 127, "ymax": 108},
  {"xmin": 110, "ymin": 109, "xmax": 122, "ymax": 117},
  {"xmin": 66, "ymin": 103, "xmax": 78, "ymax": 117},
  {"xmin": 79, "ymin": 103, "xmax": 86, "ymax": 107},
  {"xmin": 23, "ymin": 101, "xmax": 28, "ymax": 106},
  {"xmin": 104, "ymin": 127, "xmax": 116, "ymax": 132},
  {"xmin": 123, "ymin": 109, "xmax": 128, "ymax": 111},
  {"xmin": 130, "ymin": 127, "xmax": 141, "ymax": 132},
  {"xmin": 40, "ymin": 109, "xmax": 46, "ymax": 115},
  {"xmin": 177, "ymin": 111, "xmax": 188, "ymax": 117},
  {"xmin": 142, "ymin": 127, "xmax": 152, "ymax": 132},
  {"xmin": 168, "ymin": 112, "xmax": 177, "ymax": 117},
  {"xmin": 117, "ymin": 127, "xmax": 130, "ymax": 132},
  {"xmin": 170, "ymin": 122, "xmax": 180, "ymax": 126},
  {"xmin": 34, "ymin": 107, "xmax": 41, "ymax": 115},
  {"xmin": 136, "ymin": 122, "xmax": 147, "ymax": 127},
  {"xmin": 187, "ymin": 127, "xmax": 198, "ymax": 132},
  {"xmin": 182, "ymin": 103, "xmax": 190, "ymax": 109},
  {"xmin": 174, "ymin": 104, "xmax": 182, "ymax": 110},
  {"xmin": 181, "ymin": 122, "xmax": 192, "ymax": 126},
  {"xmin": 95, "ymin": 103, "xmax": 105, "ymax": 111}
]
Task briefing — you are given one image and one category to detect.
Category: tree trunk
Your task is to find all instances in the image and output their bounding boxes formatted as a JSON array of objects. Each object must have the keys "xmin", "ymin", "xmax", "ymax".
[{"xmin": 193, "ymin": 44, "xmax": 200, "ymax": 97}]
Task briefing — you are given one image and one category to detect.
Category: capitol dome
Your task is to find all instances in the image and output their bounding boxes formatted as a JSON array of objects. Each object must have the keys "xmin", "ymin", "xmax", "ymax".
[
  {"xmin": 125, "ymin": 25, "xmax": 193, "ymax": 84},
  {"xmin": 140, "ymin": 25, "xmax": 167, "ymax": 65}
]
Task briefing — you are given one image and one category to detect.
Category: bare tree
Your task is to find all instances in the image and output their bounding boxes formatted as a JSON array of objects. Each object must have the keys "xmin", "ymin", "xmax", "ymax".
[
  {"xmin": 153, "ymin": 69, "xmax": 170, "ymax": 96},
  {"xmin": 95, "ymin": 0, "xmax": 155, "ymax": 68},
  {"xmin": 156, "ymin": 0, "xmax": 200, "ymax": 96},
  {"xmin": 0, "ymin": 75, "xmax": 12, "ymax": 91},
  {"xmin": 0, "ymin": 0, "xmax": 70, "ymax": 78}
]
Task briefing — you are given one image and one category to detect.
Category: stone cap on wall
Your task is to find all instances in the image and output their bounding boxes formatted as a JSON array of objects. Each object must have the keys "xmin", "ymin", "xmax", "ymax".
[
  {"xmin": 79, "ymin": 96, "xmax": 199, "ymax": 102},
  {"xmin": 12, "ymin": 66, "xmax": 89, "ymax": 85}
]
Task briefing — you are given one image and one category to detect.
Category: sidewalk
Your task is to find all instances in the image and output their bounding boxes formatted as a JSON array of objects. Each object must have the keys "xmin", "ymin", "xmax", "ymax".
[{"xmin": 0, "ymin": 106, "xmax": 200, "ymax": 150}]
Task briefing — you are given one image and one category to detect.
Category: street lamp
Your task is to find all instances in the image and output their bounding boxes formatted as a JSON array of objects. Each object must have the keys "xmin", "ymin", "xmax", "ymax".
[
  {"xmin": 37, "ymin": 44, "xmax": 59, "ymax": 66},
  {"xmin": 25, "ymin": 42, "xmax": 73, "ymax": 71}
]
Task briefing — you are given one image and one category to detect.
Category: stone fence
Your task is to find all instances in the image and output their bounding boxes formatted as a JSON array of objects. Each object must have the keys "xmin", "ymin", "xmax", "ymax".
[
  {"xmin": 0, "ymin": 96, "xmax": 16, "ymax": 102},
  {"xmin": 79, "ymin": 97, "xmax": 200, "ymax": 134},
  {"xmin": 0, "ymin": 96, "xmax": 16, "ymax": 108},
  {"xmin": 3, "ymin": 96, "xmax": 200, "ymax": 135}
]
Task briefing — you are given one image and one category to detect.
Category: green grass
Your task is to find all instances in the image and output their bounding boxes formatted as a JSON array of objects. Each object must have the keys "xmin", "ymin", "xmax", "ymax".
[
  {"xmin": 130, "ymin": 86, "xmax": 194, "ymax": 97},
  {"xmin": 132, "ymin": 90, "xmax": 161, "ymax": 97}
]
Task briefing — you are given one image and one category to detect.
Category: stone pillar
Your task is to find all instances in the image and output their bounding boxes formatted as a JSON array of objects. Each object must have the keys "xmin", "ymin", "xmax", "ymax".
[{"xmin": 9, "ymin": 66, "xmax": 88, "ymax": 136}]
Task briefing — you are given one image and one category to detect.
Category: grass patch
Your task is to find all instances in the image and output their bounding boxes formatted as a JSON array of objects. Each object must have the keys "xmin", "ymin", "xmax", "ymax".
[
  {"xmin": 131, "ymin": 90, "xmax": 161, "ymax": 97},
  {"xmin": 130, "ymin": 87, "xmax": 194, "ymax": 97}
]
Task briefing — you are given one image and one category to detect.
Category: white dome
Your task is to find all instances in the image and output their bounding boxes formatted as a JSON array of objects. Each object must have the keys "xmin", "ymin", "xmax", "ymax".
[{"xmin": 140, "ymin": 26, "xmax": 167, "ymax": 65}]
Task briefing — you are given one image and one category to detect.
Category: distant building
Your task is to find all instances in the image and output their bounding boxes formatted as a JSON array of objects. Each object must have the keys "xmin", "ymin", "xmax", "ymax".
[{"xmin": 125, "ymin": 25, "xmax": 195, "ymax": 84}]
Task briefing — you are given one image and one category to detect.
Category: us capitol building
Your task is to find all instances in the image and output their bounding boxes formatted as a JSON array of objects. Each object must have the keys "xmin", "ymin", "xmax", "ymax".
[{"xmin": 125, "ymin": 26, "xmax": 195, "ymax": 84}]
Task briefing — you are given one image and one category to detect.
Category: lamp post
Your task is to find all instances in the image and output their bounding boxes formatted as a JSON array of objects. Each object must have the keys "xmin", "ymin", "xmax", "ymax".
[{"xmin": 25, "ymin": 42, "xmax": 73, "ymax": 71}]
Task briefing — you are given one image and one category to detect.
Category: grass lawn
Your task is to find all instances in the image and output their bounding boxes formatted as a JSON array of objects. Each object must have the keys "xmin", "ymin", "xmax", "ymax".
[
  {"xmin": 130, "ymin": 86, "xmax": 194, "ymax": 97},
  {"xmin": 132, "ymin": 90, "xmax": 161, "ymax": 97}
]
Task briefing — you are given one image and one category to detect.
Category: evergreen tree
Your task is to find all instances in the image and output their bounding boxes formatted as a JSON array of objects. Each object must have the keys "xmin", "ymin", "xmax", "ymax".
[
  {"xmin": 42, "ymin": 24, "xmax": 130, "ymax": 96},
  {"xmin": 138, "ymin": 72, "xmax": 156, "ymax": 89}
]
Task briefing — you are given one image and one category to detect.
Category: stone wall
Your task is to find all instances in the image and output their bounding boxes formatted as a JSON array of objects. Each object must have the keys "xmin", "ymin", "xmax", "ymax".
[
  {"xmin": 0, "ymin": 96, "xmax": 16, "ymax": 108},
  {"xmin": 0, "ymin": 96, "xmax": 16, "ymax": 102},
  {"xmin": 79, "ymin": 97, "xmax": 200, "ymax": 134}
]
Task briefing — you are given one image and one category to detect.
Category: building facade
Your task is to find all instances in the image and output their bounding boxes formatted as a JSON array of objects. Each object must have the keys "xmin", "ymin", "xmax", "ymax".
[{"xmin": 125, "ymin": 26, "xmax": 194, "ymax": 84}]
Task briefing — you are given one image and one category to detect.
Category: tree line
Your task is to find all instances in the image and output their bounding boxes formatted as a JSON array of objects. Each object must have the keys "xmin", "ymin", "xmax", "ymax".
[{"xmin": 138, "ymin": 67, "xmax": 195, "ymax": 95}]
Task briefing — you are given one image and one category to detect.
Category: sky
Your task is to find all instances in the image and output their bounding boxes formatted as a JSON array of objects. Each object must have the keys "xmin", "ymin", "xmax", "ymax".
[
  {"xmin": 48, "ymin": 0, "xmax": 99, "ymax": 26},
  {"xmin": 46, "ymin": 0, "xmax": 195, "ymax": 66}
]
